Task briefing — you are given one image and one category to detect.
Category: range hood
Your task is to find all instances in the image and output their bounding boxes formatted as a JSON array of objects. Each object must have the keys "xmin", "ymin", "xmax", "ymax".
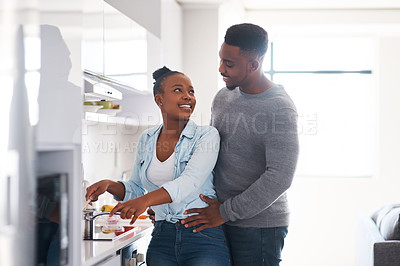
[{"xmin": 84, "ymin": 70, "xmax": 123, "ymax": 101}]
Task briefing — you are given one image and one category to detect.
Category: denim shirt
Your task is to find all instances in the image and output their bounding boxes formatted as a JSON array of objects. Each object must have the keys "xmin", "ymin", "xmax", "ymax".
[{"xmin": 118, "ymin": 120, "xmax": 220, "ymax": 223}]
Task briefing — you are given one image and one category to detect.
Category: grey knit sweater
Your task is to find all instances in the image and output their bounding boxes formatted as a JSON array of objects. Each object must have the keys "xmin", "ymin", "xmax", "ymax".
[{"xmin": 212, "ymin": 85, "xmax": 299, "ymax": 228}]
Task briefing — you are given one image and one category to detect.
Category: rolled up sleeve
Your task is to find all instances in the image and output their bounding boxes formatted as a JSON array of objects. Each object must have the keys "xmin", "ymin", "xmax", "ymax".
[{"xmin": 162, "ymin": 127, "xmax": 220, "ymax": 203}]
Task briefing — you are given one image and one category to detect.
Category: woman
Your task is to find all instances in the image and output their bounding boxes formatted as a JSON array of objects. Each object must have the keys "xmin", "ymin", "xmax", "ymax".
[{"xmin": 85, "ymin": 66, "xmax": 231, "ymax": 266}]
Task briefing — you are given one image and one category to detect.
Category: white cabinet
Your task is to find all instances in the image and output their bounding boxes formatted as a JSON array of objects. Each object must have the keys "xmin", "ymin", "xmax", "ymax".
[
  {"xmin": 82, "ymin": 0, "xmax": 161, "ymax": 132},
  {"xmin": 82, "ymin": 0, "xmax": 184, "ymax": 126},
  {"xmin": 83, "ymin": 0, "xmax": 151, "ymax": 93},
  {"xmin": 83, "ymin": 0, "xmax": 104, "ymax": 76},
  {"xmin": 103, "ymin": 2, "xmax": 148, "ymax": 92}
]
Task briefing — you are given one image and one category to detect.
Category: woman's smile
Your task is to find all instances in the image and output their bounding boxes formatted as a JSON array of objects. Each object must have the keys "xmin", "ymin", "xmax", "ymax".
[{"xmin": 178, "ymin": 103, "xmax": 193, "ymax": 111}]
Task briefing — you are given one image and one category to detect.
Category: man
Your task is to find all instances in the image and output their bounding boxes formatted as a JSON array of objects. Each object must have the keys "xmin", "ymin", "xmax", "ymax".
[{"xmin": 181, "ymin": 23, "xmax": 299, "ymax": 266}]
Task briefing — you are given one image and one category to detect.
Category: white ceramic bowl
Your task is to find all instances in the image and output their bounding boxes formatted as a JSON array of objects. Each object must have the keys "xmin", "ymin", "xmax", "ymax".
[
  {"xmin": 83, "ymin": 105, "xmax": 103, "ymax": 113},
  {"xmin": 96, "ymin": 108, "xmax": 121, "ymax": 116}
]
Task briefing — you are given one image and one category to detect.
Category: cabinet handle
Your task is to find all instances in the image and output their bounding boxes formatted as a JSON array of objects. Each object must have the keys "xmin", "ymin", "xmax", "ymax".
[
  {"xmin": 129, "ymin": 253, "xmax": 145, "ymax": 266},
  {"xmin": 128, "ymin": 258, "xmax": 136, "ymax": 266}
]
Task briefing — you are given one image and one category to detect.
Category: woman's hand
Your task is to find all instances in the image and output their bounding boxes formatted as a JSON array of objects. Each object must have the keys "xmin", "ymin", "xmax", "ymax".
[
  {"xmin": 110, "ymin": 197, "xmax": 149, "ymax": 225},
  {"xmin": 85, "ymin": 180, "xmax": 126, "ymax": 203},
  {"xmin": 85, "ymin": 180, "xmax": 111, "ymax": 202},
  {"xmin": 109, "ymin": 187, "xmax": 172, "ymax": 225}
]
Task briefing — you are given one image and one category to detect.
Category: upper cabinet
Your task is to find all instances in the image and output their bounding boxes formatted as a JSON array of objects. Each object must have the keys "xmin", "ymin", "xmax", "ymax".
[
  {"xmin": 83, "ymin": 0, "xmax": 104, "ymax": 75},
  {"xmin": 105, "ymin": 0, "xmax": 161, "ymax": 38},
  {"xmin": 82, "ymin": 0, "xmax": 182, "ymax": 125},
  {"xmin": 82, "ymin": 0, "xmax": 166, "ymax": 126},
  {"xmin": 103, "ymin": 2, "xmax": 148, "ymax": 91},
  {"xmin": 83, "ymin": 0, "xmax": 161, "ymax": 93}
]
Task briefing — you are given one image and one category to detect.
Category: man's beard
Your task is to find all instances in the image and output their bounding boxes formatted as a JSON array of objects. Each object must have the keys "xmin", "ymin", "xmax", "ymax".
[{"xmin": 226, "ymin": 85, "xmax": 237, "ymax": 90}]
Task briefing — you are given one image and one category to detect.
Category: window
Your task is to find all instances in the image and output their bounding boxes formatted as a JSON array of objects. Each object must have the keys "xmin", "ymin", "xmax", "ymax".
[{"xmin": 264, "ymin": 37, "xmax": 375, "ymax": 177}]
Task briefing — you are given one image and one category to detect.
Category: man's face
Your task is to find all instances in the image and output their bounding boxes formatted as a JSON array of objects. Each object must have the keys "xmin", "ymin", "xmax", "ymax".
[{"xmin": 218, "ymin": 43, "xmax": 251, "ymax": 90}]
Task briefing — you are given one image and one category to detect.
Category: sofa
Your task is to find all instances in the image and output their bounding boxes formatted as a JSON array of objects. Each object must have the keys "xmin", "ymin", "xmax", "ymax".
[{"xmin": 356, "ymin": 204, "xmax": 400, "ymax": 266}]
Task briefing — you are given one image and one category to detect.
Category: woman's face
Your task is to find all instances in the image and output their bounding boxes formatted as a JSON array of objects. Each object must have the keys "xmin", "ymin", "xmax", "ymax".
[{"xmin": 156, "ymin": 73, "xmax": 196, "ymax": 122}]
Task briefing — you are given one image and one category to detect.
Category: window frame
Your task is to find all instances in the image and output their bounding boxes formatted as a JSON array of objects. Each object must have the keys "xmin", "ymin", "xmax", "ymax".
[
  {"xmin": 265, "ymin": 42, "xmax": 372, "ymax": 81},
  {"xmin": 264, "ymin": 40, "xmax": 375, "ymax": 178}
]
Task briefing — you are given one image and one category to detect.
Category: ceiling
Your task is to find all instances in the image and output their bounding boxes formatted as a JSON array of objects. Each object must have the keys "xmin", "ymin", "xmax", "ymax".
[
  {"xmin": 37, "ymin": 0, "xmax": 400, "ymax": 12},
  {"xmin": 177, "ymin": 0, "xmax": 400, "ymax": 9}
]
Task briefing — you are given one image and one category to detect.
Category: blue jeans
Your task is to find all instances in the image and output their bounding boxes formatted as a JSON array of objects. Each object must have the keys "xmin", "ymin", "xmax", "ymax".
[
  {"xmin": 223, "ymin": 225, "xmax": 288, "ymax": 266},
  {"xmin": 146, "ymin": 221, "xmax": 231, "ymax": 266}
]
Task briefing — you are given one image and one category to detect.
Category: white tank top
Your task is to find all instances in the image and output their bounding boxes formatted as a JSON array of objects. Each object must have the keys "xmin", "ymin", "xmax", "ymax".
[{"xmin": 147, "ymin": 149, "xmax": 175, "ymax": 187}]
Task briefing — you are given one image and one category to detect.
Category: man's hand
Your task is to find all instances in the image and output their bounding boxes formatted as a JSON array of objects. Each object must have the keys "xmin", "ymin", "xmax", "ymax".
[
  {"xmin": 147, "ymin": 207, "xmax": 156, "ymax": 226},
  {"xmin": 181, "ymin": 194, "xmax": 225, "ymax": 232}
]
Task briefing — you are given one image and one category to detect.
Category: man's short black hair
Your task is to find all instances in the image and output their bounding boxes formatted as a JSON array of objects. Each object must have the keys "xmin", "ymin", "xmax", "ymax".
[{"xmin": 224, "ymin": 23, "xmax": 268, "ymax": 57}]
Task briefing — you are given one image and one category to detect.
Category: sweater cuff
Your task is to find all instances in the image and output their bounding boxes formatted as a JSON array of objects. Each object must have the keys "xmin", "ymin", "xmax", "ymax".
[{"xmin": 219, "ymin": 203, "xmax": 230, "ymax": 223}]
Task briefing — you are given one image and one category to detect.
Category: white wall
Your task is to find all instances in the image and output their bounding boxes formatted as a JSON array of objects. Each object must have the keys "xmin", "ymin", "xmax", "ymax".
[
  {"xmin": 181, "ymin": 5, "xmax": 221, "ymax": 125},
  {"xmin": 81, "ymin": 121, "xmax": 153, "ymax": 206},
  {"xmin": 161, "ymin": 0, "xmax": 183, "ymax": 70}
]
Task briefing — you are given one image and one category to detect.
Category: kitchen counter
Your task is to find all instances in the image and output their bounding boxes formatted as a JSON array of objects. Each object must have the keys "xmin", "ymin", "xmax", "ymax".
[{"xmin": 82, "ymin": 219, "xmax": 153, "ymax": 266}]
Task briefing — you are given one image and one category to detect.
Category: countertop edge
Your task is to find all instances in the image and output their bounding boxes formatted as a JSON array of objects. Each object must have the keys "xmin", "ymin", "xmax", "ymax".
[{"xmin": 82, "ymin": 222, "xmax": 153, "ymax": 266}]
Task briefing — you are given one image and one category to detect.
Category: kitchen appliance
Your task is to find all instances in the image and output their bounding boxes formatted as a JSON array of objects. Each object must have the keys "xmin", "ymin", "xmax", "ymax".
[
  {"xmin": 36, "ymin": 172, "xmax": 69, "ymax": 265},
  {"xmin": 84, "ymin": 70, "xmax": 123, "ymax": 101},
  {"xmin": 120, "ymin": 243, "xmax": 145, "ymax": 266}
]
